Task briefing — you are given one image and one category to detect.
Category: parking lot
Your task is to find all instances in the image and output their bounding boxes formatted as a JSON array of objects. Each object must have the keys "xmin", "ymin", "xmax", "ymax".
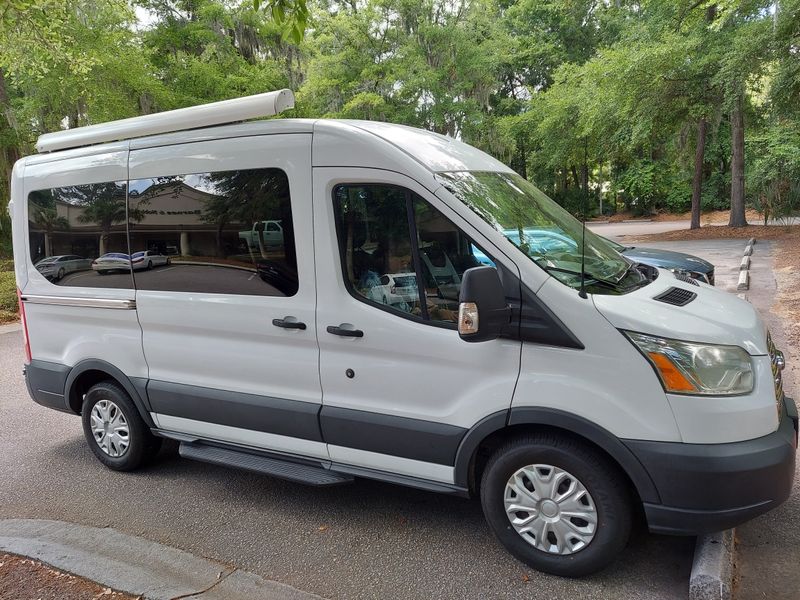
[{"xmin": 0, "ymin": 233, "xmax": 789, "ymax": 600}]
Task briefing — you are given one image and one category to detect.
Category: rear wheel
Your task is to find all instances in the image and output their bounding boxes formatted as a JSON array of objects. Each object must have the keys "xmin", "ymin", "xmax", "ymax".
[
  {"xmin": 480, "ymin": 433, "xmax": 632, "ymax": 577},
  {"xmin": 56, "ymin": 267, "xmax": 65, "ymax": 280},
  {"xmin": 147, "ymin": 260, "xmax": 153, "ymax": 270},
  {"xmin": 81, "ymin": 381, "xmax": 161, "ymax": 471}
]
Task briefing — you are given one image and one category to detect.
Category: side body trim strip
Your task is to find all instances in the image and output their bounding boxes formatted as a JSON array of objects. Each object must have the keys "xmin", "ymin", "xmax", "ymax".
[
  {"xmin": 148, "ymin": 380, "xmax": 323, "ymax": 442},
  {"xmin": 320, "ymin": 406, "xmax": 467, "ymax": 465},
  {"xmin": 20, "ymin": 295, "xmax": 136, "ymax": 310}
]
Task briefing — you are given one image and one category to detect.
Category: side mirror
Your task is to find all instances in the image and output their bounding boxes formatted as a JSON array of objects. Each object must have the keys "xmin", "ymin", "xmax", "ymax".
[{"xmin": 458, "ymin": 266, "xmax": 511, "ymax": 342}]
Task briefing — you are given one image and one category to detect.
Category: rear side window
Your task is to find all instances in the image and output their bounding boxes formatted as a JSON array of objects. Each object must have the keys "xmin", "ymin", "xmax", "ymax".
[
  {"xmin": 28, "ymin": 181, "xmax": 132, "ymax": 288},
  {"xmin": 333, "ymin": 184, "xmax": 491, "ymax": 324},
  {"xmin": 127, "ymin": 168, "xmax": 298, "ymax": 296}
]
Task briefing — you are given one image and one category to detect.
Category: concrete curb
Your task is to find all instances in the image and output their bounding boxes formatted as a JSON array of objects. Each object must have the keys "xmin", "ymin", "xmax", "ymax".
[
  {"xmin": 0, "ymin": 322, "xmax": 21, "ymax": 335},
  {"xmin": 0, "ymin": 519, "xmax": 322, "ymax": 600},
  {"xmin": 736, "ymin": 238, "xmax": 755, "ymax": 291},
  {"xmin": 689, "ymin": 530, "xmax": 734, "ymax": 600}
]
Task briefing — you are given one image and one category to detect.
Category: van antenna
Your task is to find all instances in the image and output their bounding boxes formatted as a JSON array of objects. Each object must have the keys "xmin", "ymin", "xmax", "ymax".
[{"xmin": 578, "ymin": 145, "xmax": 588, "ymax": 300}]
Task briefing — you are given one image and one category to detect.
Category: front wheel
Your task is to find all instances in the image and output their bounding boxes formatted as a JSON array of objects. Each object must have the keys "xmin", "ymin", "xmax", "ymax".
[
  {"xmin": 81, "ymin": 381, "xmax": 161, "ymax": 471},
  {"xmin": 480, "ymin": 433, "xmax": 632, "ymax": 577}
]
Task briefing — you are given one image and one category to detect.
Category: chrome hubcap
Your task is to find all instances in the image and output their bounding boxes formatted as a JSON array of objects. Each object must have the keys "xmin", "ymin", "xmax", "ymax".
[
  {"xmin": 504, "ymin": 464, "xmax": 597, "ymax": 555},
  {"xmin": 90, "ymin": 400, "xmax": 130, "ymax": 457}
]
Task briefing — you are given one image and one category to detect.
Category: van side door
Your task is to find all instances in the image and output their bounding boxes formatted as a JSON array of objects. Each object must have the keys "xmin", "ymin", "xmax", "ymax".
[
  {"xmin": 313, "ymin": 167, "xmax": 522, "ymax": 484},
  {"xmin": 128, "ymin": 134, "xmax": 325, "ymax": 459}
]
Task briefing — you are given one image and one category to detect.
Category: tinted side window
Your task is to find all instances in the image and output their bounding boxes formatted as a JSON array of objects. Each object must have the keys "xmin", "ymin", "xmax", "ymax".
[
  {"xmin": 28, "ymin": 181, "xmax": 132, "ymax": 288},
  {"xmin": 413, "ymin": 197, "xmax": 488, "ymax": 324},
  {"xmin": 333, "ymin": 184, "xmax": 492, "ymax": 324},
  {"xmin": 333, "ymin": 185, "xmax": 423, "ymax": 318},
  {"xmin": 128, "ymin": 168, "xmax": 297, "ymax": 296}
]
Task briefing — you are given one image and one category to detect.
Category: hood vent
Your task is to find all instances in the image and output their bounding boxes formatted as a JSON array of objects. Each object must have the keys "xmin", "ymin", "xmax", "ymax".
[
  {"xmin": 654, "ymin": 287, "xmax": 697, "ymax": 307},
  {"xmin": 673, "ymin": 272, "xmax": 700, "ymax": 286}
]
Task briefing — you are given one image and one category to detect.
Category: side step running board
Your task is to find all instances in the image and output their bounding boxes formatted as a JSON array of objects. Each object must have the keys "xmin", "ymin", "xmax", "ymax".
[{"xmin": 179, "ymin": 442, "xmax": 354, "ymax": 487}]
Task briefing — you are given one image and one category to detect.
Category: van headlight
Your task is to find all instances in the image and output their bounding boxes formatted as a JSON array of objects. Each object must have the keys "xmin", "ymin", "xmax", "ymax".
[{"xmin": 624, "ymin": 331, "xmax": 754, "ymax": 395}]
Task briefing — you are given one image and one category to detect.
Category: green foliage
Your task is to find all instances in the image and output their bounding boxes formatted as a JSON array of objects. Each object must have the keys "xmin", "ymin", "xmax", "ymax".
[
  {"xmin": 253, "ymin": 0, "xmax": 309, "ymax": 43},
  {"xmin": 748, "ymin": 120, "xmax": 800, "ymax": 222},
  {"xmin": 0, "ymin": 260, "xmax": 17, "ymax": 322},
  {"xmin": 0, "ymin": 0, "xmax": 798, "ymax": 263}
]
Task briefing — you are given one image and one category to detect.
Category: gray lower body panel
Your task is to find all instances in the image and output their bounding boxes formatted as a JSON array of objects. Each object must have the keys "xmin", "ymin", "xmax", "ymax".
[{"xmin": 24, "ymin": 360, "xmax": 71, "ymax": 413}]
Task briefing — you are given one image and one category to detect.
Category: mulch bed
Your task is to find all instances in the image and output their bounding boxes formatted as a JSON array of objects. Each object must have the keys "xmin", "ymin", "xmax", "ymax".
[
  {"xmin": 624, "ymin": 223, "xmax": 799, "ymax": 242},
  {"xmin": 0, "ymin": 553, "xmax": 138, "ymax": 600}
]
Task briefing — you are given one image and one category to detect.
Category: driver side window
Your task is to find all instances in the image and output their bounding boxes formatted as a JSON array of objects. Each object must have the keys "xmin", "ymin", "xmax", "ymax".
[{"xmin": 333, "ymin": 184, "xmax": 492, "ymax": 325}]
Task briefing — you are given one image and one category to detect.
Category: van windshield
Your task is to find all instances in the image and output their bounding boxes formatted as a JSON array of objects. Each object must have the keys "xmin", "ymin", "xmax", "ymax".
[{"xmin": 436, "ymin": 171, "xmax": 638, "ymax": 290}]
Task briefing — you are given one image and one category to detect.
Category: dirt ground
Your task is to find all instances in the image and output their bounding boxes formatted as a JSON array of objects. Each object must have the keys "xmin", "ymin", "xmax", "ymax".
[
  {"xmin": 772, "ymin": 232, "xmax": 800, "ymax": 349},
  {"xmin": 0, "ymin": 554, "xmax": 138, "ymax": 600}
]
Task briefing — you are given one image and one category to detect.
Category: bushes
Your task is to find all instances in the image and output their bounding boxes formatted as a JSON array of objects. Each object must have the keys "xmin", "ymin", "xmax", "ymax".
[
  {"xmin": 747, "ymin": 122, "xmax": 800, "ymax": 224},
  {"xmin": 0, "ymin": 260, "xmax": 17, "ymax": 324}
]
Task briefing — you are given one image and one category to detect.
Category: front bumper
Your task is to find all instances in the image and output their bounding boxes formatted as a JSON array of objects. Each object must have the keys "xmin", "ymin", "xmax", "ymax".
[{"xmin": 625, "ymin": 395, "xmax": 797, "ymax": 535}]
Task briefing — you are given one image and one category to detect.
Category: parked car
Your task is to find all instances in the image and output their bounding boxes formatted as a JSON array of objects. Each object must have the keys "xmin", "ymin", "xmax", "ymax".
[
  {"xmin": 365, "ymin": 272, "xmax": 419, "ymax": 306},
  {"xmin": 34, "ymin": 255, "xmax": 92, "ymax": 281},
  {"xmin": 131, "ymin": 250, "xmax": 169, "ymax": 270},
  {"xmin": 473, "ymin": 230, "xmax": 715, "ymax": 285},
  {"xmin": 12, "ymin": 90, "xmax": 795, "ymax": 578},
  {"xmin": 91, "ymin": 252, "xmax": 132, "ymax": 274},
  {"xmin": 607, "ymin": 240, "xmax": 715, "ymax": 285}
]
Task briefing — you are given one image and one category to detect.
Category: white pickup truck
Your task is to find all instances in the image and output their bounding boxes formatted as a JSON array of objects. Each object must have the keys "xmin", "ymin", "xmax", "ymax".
[{"xmin": 238, "ymin": 220, "xmax": 283, "ymax": 250}]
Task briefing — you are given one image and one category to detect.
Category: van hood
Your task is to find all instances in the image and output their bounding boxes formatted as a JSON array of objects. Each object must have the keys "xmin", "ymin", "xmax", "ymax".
[{"xmin": 592, "ymin": 269, "xmax": 767, "ymax": 356}]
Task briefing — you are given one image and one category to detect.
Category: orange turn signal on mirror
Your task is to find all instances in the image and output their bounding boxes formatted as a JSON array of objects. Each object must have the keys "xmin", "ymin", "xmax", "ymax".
[{"xmin": 647, "ymin": 352, "xmax": 697, "ymax": 392}]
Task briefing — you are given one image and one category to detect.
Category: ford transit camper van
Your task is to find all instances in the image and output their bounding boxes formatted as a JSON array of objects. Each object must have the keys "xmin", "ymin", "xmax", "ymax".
[{"xmin": 10, "ymin": 90, "xmax": 796, "ymax": 576}]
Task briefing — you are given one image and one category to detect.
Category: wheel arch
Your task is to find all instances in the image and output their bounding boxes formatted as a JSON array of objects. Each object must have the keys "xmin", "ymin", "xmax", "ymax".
[
  {"xmin": 64, "ymin": 359, "xmax": 154, "ymax": 428},
  {"xmin": 454, "ymin": 407, "xmax": 660, "ymax": 504}
]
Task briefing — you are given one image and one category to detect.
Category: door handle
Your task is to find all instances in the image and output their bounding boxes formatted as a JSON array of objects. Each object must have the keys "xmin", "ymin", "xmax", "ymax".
[
  {"xmin": 326, "ymin": 324, "xmax": 364, "ymax": 338},
  {"xmin": 272, "ymin": 317, "xmax": 307, "ymax": 330}
]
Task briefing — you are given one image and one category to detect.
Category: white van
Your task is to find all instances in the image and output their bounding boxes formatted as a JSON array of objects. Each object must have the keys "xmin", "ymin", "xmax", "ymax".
[{"xmin": 10, "ymin": 90, "xmax": 796, "ymax": 576}]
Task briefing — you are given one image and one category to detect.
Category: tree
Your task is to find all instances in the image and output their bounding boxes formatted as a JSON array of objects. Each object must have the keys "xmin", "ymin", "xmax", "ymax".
[{"xmin": 72, "ymin": 183, "xmax": 129, "ymax": 255}]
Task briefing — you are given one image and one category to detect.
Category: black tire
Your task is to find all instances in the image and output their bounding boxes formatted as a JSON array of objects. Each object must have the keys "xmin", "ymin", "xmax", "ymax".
[
  {"xmin": 57, "ymin": 268, "xmax": 65, "ymax": 280},
  {"xmin": 147, "ymin": 260, "xmax": 153, "ymax": 270},
  {"xmin": 480, "ymin": 433, "xmax": 632, "ymax": 577},
  {"xmin": 81, "ymin": 381, "xmax": 161, "ymax": 471}
]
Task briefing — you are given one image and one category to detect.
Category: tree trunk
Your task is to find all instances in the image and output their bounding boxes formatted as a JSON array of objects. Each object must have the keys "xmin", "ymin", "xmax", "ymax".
[
  {"xmin": 729, "ymin": 94, "xmax": 747, "ymax": 227},
  {"xmin": 570, "ymin": 165, "xmax": 581, "ymax": 190},
  {"xmin": 690, "ymin": 117, "xmax": 707, "ymax": 230},
  {"xmin": 580, "ymin": 163, "xmax": 589, "ymax": 195}
]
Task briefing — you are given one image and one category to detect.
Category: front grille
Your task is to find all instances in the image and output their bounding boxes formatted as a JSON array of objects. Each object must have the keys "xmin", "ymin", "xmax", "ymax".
[
  {"xmin": 653, "ymin": 287, "xmax": 697, "ymax": 306},
  {"xmin": 767, "ymin": 331, "xmax": 784, "ymax": 404},
  {"xmin": 673, "ymin": 272, "xmax": 700, "ymax": 286}
]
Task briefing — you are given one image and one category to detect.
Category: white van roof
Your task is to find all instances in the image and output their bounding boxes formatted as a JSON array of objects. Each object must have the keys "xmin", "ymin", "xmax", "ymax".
[{"xmin": 30, "ymin": 90, "xmax": 512, "ymax": 175}]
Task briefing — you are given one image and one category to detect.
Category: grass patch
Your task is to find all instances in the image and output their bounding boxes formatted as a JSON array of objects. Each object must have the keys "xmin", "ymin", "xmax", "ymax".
[{"xmin": 0, "ymin": 259, "xmax": 18, "ymax": 324}]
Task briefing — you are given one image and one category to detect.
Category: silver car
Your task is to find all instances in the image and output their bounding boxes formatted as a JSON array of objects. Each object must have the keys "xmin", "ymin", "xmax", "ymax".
[{"xmin": 35, "ymin": 255, "xmax": 93, "ymax": 281}]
